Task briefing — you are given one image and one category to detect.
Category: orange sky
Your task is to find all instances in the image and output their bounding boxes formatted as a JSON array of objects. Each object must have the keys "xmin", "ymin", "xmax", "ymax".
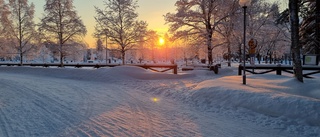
[
  {"xmin": 29, "ymin": 0, "xmax": 284, "ymax": 48},
  {"xmin": 30, "ymin": 0, "xmax": 176, "ymax": 48}
]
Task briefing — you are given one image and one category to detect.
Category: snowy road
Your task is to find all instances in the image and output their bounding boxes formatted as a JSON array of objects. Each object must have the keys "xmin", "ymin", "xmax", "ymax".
[{"xmin": 0, "ymin": 67, "xmax": 312, "ymax": 136}]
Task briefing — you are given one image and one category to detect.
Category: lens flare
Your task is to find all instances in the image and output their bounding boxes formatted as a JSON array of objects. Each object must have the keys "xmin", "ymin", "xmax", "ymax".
[{"xmin": 152, "ymin": 97, "xmax": 159, "ymax": 102}]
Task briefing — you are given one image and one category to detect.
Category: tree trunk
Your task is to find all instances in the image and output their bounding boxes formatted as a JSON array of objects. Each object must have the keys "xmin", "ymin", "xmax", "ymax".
[
  {"xmin": 269, "ymin": 52, "xmax": 272, "ymax": 64},
  {"xmin": 289, "ymin": 0, "xmax": 303, "ymax": 82},
  {"xmin": 227, "ymin": 42, "xmax": 231, "ymax": 67},
  {"xmin": 208, "ymin": 46, "xmax": 213, "ymax": 65},
  {"xmin": 19, "ymin": 50, "xmax": 23, "ymax": 66},
  {"xmin": 122, "ymin": 47, "xmax": 126, "ymax": 65},
  {"xmin": 19, "ymin": 5, "xmax": 23, "ymax": 66},
  {"xmin": 59, "ymin": 38, "xmax": 64, "ymax": 67},
  {"xmin": 106, "ymin": 36, "xmax": 108, "ymax": 64},
  {"xmin": 59, "ymin": 36, "xmax": 64, "ymax": 67},
  {"xmin": 207, "ymin": 33, "xmax": 213, "ymax": 65},
  {"xmin": 59, "ymin": 4, "xmax": 63, "ymax": 67},
  {"xmin": 60, "ymin": 46, "xmax": 63, "ymax": 67},
  {"xmin": 239, "ymin": 44, "xmax": 242, "ymax": 63}
]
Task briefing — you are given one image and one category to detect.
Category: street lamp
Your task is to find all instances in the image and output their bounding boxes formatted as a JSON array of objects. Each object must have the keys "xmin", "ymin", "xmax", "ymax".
[{"xmin": 239, "ymin": 0, "xmax": 251, "ymax": 85}]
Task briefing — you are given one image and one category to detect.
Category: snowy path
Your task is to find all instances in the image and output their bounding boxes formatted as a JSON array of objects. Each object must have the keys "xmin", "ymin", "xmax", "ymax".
[{"xmin": 0, "ymin": 67, "xmax": 310, "ymax": 136}]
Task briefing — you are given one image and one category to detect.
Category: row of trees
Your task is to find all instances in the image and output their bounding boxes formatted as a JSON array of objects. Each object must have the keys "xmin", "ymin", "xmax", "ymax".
[
  {"xmin": 0, "ymin": 0, "xmax": 86, "ymax": 66},
  {"xmin": 94, "ymin": 0, "xmax": 147, "ymax": 65},
  {"xmin": 0, "ymin": 0, "xmax": 295, "ymax": 66},
  {"xmin": 93, "ymin": 0, "xmax": 292, "ymax": 66},
  {"xmin": 0, "ymin": 0, "xmax": 149, "ymax": 66},
  {"xmin": 0, "ymin": 0, "xmax": 318, "ymax": 82},
  {"xmin": 162, "ymin": 0, "xmax": 319, "ymax": 82},
  {"xmin": 164, "ymin": 0, "xmax": 283, "ymax": 66},
  {"xmin": 0, "ymin": 0, "xmax": 37, "ymax": 65},
  {"xmin": 276, "ymin": 0, "xmax": 320, "ymax": 82}
]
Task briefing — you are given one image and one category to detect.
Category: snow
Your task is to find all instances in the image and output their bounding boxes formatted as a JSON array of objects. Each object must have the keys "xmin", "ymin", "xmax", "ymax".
[{"xmin": 0, "ymin": 65, "xmax": 319, "ymax": 137}]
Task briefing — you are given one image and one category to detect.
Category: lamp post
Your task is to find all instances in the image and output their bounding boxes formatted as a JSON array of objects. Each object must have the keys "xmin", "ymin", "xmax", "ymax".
[{"xmin": 239, "ymin": 0, "xmax": 251, "ymax": 85}]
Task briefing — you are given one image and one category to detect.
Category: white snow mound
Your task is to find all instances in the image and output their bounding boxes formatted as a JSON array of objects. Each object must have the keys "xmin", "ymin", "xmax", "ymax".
[
  {"xmin": 189, "ymin": 75, "xmax": 320, "ymax": 126},
  {"xmin": 0, "ymin": 66, "xmax": 194, "ymax": 81}
]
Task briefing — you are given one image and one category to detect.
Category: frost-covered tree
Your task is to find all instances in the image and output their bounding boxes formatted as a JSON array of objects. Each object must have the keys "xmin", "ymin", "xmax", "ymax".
[
  {"xmin": 95, "ymin": 0, "xmax": 147, "ymax": 65},
  {"xmin": 39, "ymin": 0, "xmax": 87, "ymax": 66},
  {"xmin": 0, "ymin": 0, "xmax": 7, "ymax": 38},
  {"xmin": 247, "ymin": 1, "xmax": 287, "ymax": 62},
  {"xmin": 219, "ymin": 1, "xmax": 288, "ymax": 64},
  {"xmin": 0, "ymin": 0, "xmax": 36, "ymax": 65},
  {"xmin": 316, "ymin": 0, "xmax": 320, "ymax": 54},
  {"xmin": 0, "ymin": 0, "xmax": 9, "ymax": 57},
  {"xmin": 165, "ymin": 0, "xmax": 236, "ymax": 65},
  {"xmin": 277, "ymin": 0, "xmax": 319, "ymax": 54},
  {"xmin": 299, "ymin": 0, "xmax": 319, "ymax": 54},
  {"xmin": 215, "ymin": 1, "xmax": 238, "ymax": 66}
]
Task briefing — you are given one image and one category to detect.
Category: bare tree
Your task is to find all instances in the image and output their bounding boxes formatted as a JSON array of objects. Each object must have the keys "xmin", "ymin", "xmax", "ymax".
[
  {"xmin": 0, "ymin": 0, "xmax": 36, "ymax": 65},
  {"xmin": 94, "ymin": 0, "xmax": 147, "ymax": 65},
  {"xmin": 39, "ymin": 0, "xmax": 87, "ymax": 67},
  {"xmin": 0, "ymin": 0, "xmax": 9, "ymax": 58},
  {"xmin": 215, "ymin": 1, "xmax": 239, "ymax": 66},
  {"xmin": 299, "ymin": 0, "xmax": 320, "ymax": 54},
  {"xmin": 224, "ymin": 0, "xmax": 287, "ymax": 64},
  {"xmin": 289, "ymin": 0, "xmax": 303, "ymax": 82}
]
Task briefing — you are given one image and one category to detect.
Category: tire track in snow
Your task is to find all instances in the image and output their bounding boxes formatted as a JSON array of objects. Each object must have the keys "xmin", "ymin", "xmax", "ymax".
[
  {"xmin": 121, "ymin": 84, "xmax": 202, "ymax": 137},
  {"xmin": 66, "ymin": 84, "xmax": 94, "ymax": 118},
  {"xmin": 0, "ymin": 75, "xmax": 99, "ymax": 136},
  {"xmin": 0, "ymin": 81, "xmax": 12, "ymax": 137},
  {"xmin": 126, "ymin": 94, "xmax": 154, "ymax": 136},
  {"xmin": 58, "ymin": 83, "xmax": 157, "ymax": 137},
  {"xmin": 128, "ymin": 79, "xmax": 303, "ymax": 137},
  {"xmin": 0, "ymin": 79, "xmax": 31, "ymax": 137},
  {"xmin": 0, "ymin": 109, "xmax": 11, "ymax": 137},
  {"xmin": 0, "ymin": 79, "xmax": 74, "ymax": 136}
]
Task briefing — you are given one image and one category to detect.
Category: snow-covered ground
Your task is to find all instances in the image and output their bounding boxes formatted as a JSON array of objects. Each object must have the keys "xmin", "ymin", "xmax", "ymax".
[{"xmin": 0, "ymin": 64, "xmax": 319, "ymax": 137}]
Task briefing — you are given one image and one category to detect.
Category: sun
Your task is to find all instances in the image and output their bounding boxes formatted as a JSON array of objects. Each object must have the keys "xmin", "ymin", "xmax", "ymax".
[{"xmin": 159, "ymin": 37, "xmax": 165, "ymax": 45}]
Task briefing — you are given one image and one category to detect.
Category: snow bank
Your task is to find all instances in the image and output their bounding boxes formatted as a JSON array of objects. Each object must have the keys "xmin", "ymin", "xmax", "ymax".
[
  {"xmin": 107, "ymin": 66, "xmax": 195, "ymax": 80},
  {"xmin": 189, "ymin": 74, "xmax": 320, "ymax": 127},
  {"xmin": 1, "ymin": 65, "xmax": 319, "ymax": 136},
  {"xmin": 0, "ymin": 66, "xmax": 195, "ymax": 82}
]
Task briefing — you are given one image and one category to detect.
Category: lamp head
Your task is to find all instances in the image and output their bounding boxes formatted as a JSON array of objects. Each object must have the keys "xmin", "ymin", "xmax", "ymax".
[{"xmin": 239, "ymin": 0, "xmax": 251, "ymax": 7}]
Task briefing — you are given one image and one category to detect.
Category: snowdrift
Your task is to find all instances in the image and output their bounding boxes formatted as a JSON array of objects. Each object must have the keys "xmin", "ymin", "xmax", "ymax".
[
  {"xmin": 1, "ymin": 66, "xmax": 319, "ymax": 132},
  {"xmin": 0, "ymin": 66, "xmax": 194, "ymax": 82},
  {"xmin": 189, "ymin": 75, "xmax": 320, "ymax": 126}
]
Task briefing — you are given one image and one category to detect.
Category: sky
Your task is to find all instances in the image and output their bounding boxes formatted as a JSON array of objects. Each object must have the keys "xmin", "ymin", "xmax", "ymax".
[
  {"xmin": 29, "ymin": 0, "xmax": 285, "ymax": 48},
  {"xmin": 29, "ymin": 0, "xmax": 176, "ymax": 48}
]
